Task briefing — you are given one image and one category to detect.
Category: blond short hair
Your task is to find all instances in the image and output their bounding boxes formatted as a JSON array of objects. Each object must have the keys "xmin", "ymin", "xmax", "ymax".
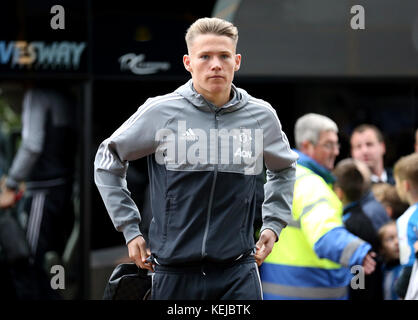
[
  {"xmin": 185, "ymin": 17, "xmax": 238, "ymax": 51},
  {"xmin": 394, "ymin": 153, "xmax": 418, "ymax": 189}
]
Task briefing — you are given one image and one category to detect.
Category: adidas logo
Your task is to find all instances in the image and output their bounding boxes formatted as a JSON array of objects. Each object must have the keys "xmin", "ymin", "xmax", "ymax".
[{"xmin": 182, "ymin": 128, "xmax": 199, "ymax": 141}]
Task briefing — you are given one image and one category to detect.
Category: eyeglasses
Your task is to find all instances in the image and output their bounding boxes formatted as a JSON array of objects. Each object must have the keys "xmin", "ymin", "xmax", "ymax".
[{"xmin": 317, "ymin": 142, "xmax": 340, "ymax": 150}]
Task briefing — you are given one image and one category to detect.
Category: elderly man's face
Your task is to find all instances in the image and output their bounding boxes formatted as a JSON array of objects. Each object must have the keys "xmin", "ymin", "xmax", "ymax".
[{"xmin": 312, "ymin": 130, "xmax": 340, "ymax": 170}]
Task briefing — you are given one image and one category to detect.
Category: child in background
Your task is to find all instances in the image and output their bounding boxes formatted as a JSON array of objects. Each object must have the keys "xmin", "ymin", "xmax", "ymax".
[
  {"xmin": 333, "ymin": 158, "xmax": 382, "ymax": 300},
  {"xmin": 393, "ymin": 153, "xmax": 418, "ymax": 298},
  {"xmin": 373, "ymin": 183, "xmax": 409, "ymax": 220},
  {"xmin": 378, "ymin": 221, "xmax": 402, "ymax": 300}
]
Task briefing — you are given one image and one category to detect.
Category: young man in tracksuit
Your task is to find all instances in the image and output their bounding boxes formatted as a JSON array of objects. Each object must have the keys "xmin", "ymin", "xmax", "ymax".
[{"xmin": 94, "ymin": 17, "xmax": 298, "ymax": 300}]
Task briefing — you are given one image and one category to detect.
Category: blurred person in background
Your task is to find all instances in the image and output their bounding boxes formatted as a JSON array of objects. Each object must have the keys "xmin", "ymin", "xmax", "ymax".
[
  {"xmin": 373, "ymin": 183, "xmax": 409, "ymax": 220},
  {"xmin": 393, "ymin": 153, "xmax": 418, "ymax": 299},
  {"xmin": 350, "ymin": 124, "xmax": 395, "ymax": 185},
  {"xmin": 378, "ymin": 221, "xmax": 402, "ymax": 300},
  {"xmin": 333, "ymin": 158, "xmax": 383, "ymax": 300},
  {"xmin": 0, "ymin": 98, "xmax": 21, "ymax": 179},
  {"xmin": 0, "ymin": 83, "xmax": 77, "ymax": 299},
  {"xmin": 414, "ymin": 128, "xmax": 418, "ymax": 153},
  {"xmin": 348, "ymin": 125, "xmax": 392, "ymax": 232},
  {"xmin": 260, "ymin": 113, "xmax": 376, "ymax": 300}
]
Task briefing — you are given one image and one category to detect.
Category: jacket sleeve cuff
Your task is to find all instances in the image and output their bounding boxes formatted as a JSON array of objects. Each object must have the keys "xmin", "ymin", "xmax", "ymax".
[
  {"xmin": 5, "ymin": 177, "xmax": 19, "ymax": 191},
  {"xmin": 122, "ymin": 223, "xmax": 142, "ymax": 245},
  {"xmin": 260, "ymin": 224, "xmax": 284, "ymax": 242},
  {"xmin": 347, "ymin": 241, "xmax": 372, "ymax": 268}
]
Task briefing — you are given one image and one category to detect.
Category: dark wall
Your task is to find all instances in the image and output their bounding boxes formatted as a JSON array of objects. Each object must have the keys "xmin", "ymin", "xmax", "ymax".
[{"xmin": 235, "ymin": 78, "xmax": 418, "ymax": 167}]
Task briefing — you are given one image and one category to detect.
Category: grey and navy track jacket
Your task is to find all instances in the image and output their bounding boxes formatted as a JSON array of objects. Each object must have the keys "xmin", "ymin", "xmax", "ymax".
[{"xmin": 94, "ymin": 80, "xmax": 298, "ymax": 265}]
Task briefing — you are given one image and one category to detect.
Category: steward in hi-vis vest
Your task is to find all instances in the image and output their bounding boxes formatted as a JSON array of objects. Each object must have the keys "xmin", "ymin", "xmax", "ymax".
[{"xmin": 260, "ymin": 113, "xmax": 375, "ymax": 300}]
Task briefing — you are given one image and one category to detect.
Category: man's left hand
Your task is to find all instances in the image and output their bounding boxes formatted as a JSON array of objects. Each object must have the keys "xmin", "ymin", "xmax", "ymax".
[
  {"xmin": 362, "ymin": 251, "xmax": 377, "ymax": 275},
  {"xmin": 255, "ymin": 229, "xmax": 277, "ymax": 266}
]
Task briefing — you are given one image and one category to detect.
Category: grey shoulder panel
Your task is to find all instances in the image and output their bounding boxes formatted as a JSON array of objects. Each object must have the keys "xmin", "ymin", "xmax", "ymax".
[{"xmin": 94, "ymin": 92, "xmax": 186, "ymax": 243}]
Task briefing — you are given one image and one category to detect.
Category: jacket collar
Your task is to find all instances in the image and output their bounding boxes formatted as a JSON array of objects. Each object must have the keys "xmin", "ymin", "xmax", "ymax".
[
  {"xmin": 294, "ymin": 149, "xmax": 336, "ymax": 184},
  {"xmin": 175, "ymin": 79, "xmax": 248, "ymax": 114}
]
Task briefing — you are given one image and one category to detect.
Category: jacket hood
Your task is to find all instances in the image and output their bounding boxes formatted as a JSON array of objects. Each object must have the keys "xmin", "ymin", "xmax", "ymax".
[{"xmin": 175, "ymin": 79, "xmax": 250, "ymax": 114}]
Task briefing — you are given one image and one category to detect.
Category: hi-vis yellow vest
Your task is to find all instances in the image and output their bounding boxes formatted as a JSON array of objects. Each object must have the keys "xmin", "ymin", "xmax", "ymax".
[
  {"xmin": 265, "ymin": 165, "xmax": 344, "ymax": 269},
  {"xmin": 260, "ymin": 164, "xmax": 355, "ymax": 300},
  {"xmin": 260, "ymin": 165, "xmax": 371, "ymax": 300}
]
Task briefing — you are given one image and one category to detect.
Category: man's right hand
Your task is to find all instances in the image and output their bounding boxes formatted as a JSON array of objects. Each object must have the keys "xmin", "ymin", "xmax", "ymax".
[
  {"xmin": 127, "ymin": 236, "xmax": 154, "ymax": 272},
  {"xmin": 0, "ymin": 188, "xmax": 17, "ymax": 209},
  {"xmin": 254, "ymin": 229, "xmax": 277, "ymax": 266}
]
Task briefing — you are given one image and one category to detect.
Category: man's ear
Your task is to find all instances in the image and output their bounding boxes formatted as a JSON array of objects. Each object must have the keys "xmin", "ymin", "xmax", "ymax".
[
  {"xmin": 183, "ymin": 55, "xmax": 191, "ymax": 72},
  {"xmin": 381, "ymin": 142, "xmax": 386, "ymax": 156},
  {"xmin": 404, "ymin": 179, "xmax": 411, "ymax": 193},
  {"xmin": 300, "ymin": 140, "xmax": 314, "ymax": 157},
  {"xmin": 234, "ymin": 54, "xmax": 241, "ymax": 71},
  {"xmin": 385, "ymin": 206, "xmax": 393, "ymax": 219},
  {"xmin": 334, "ymin": 186, "xmax": 345, "ymax": 202}
]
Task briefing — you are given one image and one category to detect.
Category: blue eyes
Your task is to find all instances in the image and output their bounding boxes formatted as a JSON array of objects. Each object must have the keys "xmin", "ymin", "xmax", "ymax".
[{"xmin": 200, "ymin": 55, "xmax": 229, "ymax": 60}]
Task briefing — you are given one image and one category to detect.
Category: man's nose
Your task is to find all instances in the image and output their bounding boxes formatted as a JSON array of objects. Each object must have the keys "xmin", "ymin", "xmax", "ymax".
[
  {"xmin": 210, "ymin": 57, "xmax": 222, "ymax": 70},
  {"xmin": 334, "ymin": 145, "xmax": 340, "ymax": 156},
  {"xmin": 359, "ymin": 144, "xmax": 368, "ymax": 153}
]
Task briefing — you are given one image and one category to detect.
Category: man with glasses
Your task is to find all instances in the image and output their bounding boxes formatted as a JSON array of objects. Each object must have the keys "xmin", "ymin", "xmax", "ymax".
[{"xmin": 260, "ymin": 113, "xmax": 376, "ymax": 300}]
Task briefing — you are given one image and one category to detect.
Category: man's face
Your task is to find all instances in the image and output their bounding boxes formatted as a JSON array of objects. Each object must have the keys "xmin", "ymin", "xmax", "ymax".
[
  {"xmin": 381, "ymin": 224, "xmax": 400, "ymax": 261},
  {"xmin": 350, "ymin": 129, "xmax": 385, "ymax": 173},
  {"xmin": 311, "ymin": 130, "xmax": 340, "ymax": 171},
  {"xmin": 183, "ymin": 34, "xmax": 241, "ymax": 100}
]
